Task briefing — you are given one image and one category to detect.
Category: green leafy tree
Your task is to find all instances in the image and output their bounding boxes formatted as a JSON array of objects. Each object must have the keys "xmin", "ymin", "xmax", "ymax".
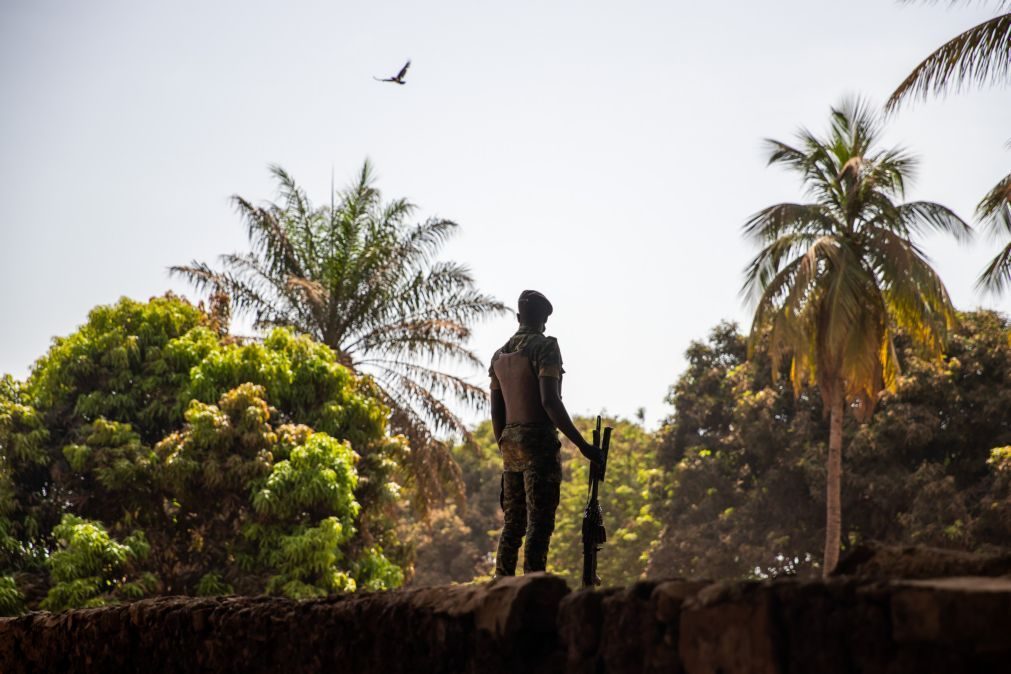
[
  {"xmin": 0, "ymin": 375, "xmax": 49, "ymax": 582},
  {"xmin": 742, "ymin": 99, "xmax": 971, "ymax": 573},
  {"xmin": 844, "ymin": 310, "xmax": 1011, "ymax": 549},
  {"xmin": 172, "ymin": 163, "xmax": 507, "ymax": 506},
  {"xmin": 155, "ymin": 383, "xmax": 398, "ymax": 598},
  {"xmin": 0, "ymin": 295, "xmax": 408, "ymax": 611},
  {"xmin": 41, "ymin": 515, "xmax": 154, "ymax": 611},
  {"xmin": 0, "ymin": 297, "xmax": 211, "ymax": 582},
  {"xmin": 977, "ymin": 445, "xmax": 1011, "ymax": 544},
  {"xmin": 409, "ymin": 505, "xmax": 489, "ymax": 585},
  {"xmin": 0, "ymin": 576, "xmax": 23, "ymax": 616},
  {"xmin": 649, "ymin": 323, "xmax": 827, "ymax": 579}
]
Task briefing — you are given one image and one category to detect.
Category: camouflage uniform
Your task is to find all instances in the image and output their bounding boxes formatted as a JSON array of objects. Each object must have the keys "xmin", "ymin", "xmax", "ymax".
[{"xmin": 489, "ymin": 325, "xmax": 564, "ymax": 575}]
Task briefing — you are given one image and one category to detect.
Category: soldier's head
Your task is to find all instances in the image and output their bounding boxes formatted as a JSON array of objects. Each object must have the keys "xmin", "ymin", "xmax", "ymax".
[{"xmin": 517, "ymin": 290, "xmax": 553, "ymax": 327}]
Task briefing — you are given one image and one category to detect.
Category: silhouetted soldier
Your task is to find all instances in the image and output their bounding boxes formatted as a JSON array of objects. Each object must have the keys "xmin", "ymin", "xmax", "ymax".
[{"xmin": 489, "ymin": 290, "xmax": 602, "ymax": 577}]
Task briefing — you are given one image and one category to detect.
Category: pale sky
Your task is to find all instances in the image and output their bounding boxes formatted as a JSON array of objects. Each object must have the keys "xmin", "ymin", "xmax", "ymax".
[{"xmin": 1, "ymin": 0, "xmax": 1008, "ymax": 428}]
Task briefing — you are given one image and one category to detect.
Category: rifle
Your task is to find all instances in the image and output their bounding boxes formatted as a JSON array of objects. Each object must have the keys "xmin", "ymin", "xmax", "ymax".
[{"xmin": 581, "ymin": 415, "xmax": 612, "ymax": 588}]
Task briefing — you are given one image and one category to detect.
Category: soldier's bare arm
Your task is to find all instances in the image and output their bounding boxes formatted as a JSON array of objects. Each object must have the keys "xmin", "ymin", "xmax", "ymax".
[
  {"xmin": 491, "ymin": 388, "xmax": 506, "ymax": 443},
  {"xmin": 539, "ymin": 377, "xmax": 603, "ymax": 463}
]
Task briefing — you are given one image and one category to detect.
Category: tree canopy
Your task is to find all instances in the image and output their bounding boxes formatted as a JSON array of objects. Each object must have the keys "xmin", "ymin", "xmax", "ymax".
[
  {"xmin": 0, "ymin": 295, "xmax": 407, "ymax": 613},
  {"xmin": 649, "ymin": 312, "xmax": 1011, "ymax": 578}
]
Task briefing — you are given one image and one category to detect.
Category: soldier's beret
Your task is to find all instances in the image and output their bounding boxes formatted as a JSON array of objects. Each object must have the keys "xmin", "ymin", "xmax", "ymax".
[{"xmin": 518, "ymin": 290, "xmax": 553, "ymax": 316}]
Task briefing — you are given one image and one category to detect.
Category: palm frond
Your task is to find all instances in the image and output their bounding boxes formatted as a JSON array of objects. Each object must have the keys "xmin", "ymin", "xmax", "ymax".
[
  {"xmin": 213, "ymin": 253, "xmax": 319, "ymax": 334},
  {"xmin": 371, "ymin": 384, "xmax": 464, "ymax": 510},
  {"xmin": 376, "ymin": 368, "xmax": 473, "ymax": 439},
  {"xmin": 865, "ymin": 226, "xmax": 957, "ymax": 355},
  {"xmin": 366, "ymin": 360, "xmax": 488, "ymax": 412},
  {"xmin": 977, "ymin": 239, "xmax": 1011, "ymax": 293},
  {"xmin": 976, "ymin": 172, "xmax": 1011, "ymax": 235},
  {"xmin": 887, "ymin": 12, "xmax": 1011, "ymax": 109},
  {"xmin": 895, "ymin": 201, "xmax": 974, "ymax": 242},
  {"xmin": 858, "ymin": 147, "xmax": 918, "ymax": 199},
  {"xmin": 742, "ymin": 231, "xmax": 821, "ymax": 305},
  {"xmin": 742, "ymin": 203, "xmax": 839, "ymax": 241},
  {"xmin": 353, "ymin": 326, "xmax": 482, "ymax": 367},
  {"xmin": 230, "ymin": 196, "xmax": 308, "ymax": 281},
  {"xmin": 974, "ymin": 174, "xmax": 1011, "ymax": 294},
  {"xmin": 764, "ymin": 139, "xmax": 809, "ymax": 173}
]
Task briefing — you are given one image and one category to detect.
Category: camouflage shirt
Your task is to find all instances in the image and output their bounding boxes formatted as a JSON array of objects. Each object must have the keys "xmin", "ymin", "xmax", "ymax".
[{"xmin": 489, "ymin": 325, "xmax": 564, "ymax": 477}]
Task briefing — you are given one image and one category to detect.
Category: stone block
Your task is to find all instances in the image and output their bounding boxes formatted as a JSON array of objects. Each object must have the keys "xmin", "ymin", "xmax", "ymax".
[
  {"xmin": 890, "ymin": 576, "xmax": 1011, "ymax": 652},
  {"xmin": 679, "ymin": 581, "xmax": 780, "ymax": 674}
]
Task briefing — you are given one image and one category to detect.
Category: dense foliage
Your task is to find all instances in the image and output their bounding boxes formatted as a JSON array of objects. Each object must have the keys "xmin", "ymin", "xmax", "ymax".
[
  {"xmin": 0, "ymin": 295, "xmax": 408, "ymax": 613},
  {"xmin": 172, "ymin": 163, "xmax": 507, "ymax": 507},
  {"xmin": 550, "ymin": 418, "xmax": 662, "ymax": 586},
  {"xmin": 410, "ymin": 422, "xmax": 501, "ymax": 586},
  {"xmin": 412, "ymin": 417, "xmax": 662, "ymax": 588},
  {"xmin": 415, "ymin": 311, "xmax": 1010, "ymax": 585},
  {"xmin": 648, "ymin": 312, "xmax": 1011, "ymax": 578},
  {"xmin": 2, "ymin": 300, "xmax": 1007, "ymax": 611}
]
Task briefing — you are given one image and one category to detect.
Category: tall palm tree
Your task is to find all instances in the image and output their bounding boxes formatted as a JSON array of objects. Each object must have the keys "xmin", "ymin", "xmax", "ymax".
[
  {"xmin": 172, "ymin": 161, "xmax": 508, "ymax": 505},
  {"xmin": 887, "ymin": 1, "xmax": 1011, "ymax": 293},
  {"xmin": 743, "ymin": 99, "xmax": 972, "ymax": 575}
]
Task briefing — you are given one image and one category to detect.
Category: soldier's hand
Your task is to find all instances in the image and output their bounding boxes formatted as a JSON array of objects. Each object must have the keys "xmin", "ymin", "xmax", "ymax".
[{"xmin": 578, "ymin": 439, "xmax": 604, "ymax": 465}]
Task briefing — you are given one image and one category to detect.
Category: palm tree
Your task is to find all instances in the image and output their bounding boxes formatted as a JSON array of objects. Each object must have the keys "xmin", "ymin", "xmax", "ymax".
[
  {"xmin": 742, "ymin": 99, "xmax": 972, "ymax": 575},
  {"xmin": 976, "ymin": 174, "xmax": 1011, "ymax": 293},
  {"xmin": 887, "ymin": 1, "xmax": 1011, "ymax": 294},
  {"xmin": 172, "ymin": 161, "xmax": 508, "ymax": 505}
]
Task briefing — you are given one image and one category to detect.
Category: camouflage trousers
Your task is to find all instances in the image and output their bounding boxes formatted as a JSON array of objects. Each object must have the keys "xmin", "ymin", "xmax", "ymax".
[
  {"xmin": 495, "ymin": 469, "xmax": 562, "ymax": 575},
  {"xmin": 495, "ymin": 423, "xmax": 562, "ymax": 575}
]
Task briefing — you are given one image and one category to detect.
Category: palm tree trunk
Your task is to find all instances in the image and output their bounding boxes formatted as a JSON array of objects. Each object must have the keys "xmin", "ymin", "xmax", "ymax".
[{"xmin": 823, "ymin": 384, "xmax": 844, "ymax": 577}]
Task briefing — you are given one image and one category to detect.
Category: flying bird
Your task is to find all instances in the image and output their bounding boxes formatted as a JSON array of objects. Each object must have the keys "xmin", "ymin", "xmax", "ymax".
[{"xmin": 374, "ymin": 60, "xmax": 410, "ymax": 85}]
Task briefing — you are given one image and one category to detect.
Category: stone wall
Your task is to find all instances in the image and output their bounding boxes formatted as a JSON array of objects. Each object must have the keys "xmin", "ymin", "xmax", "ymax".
[{"xmin": 2, "ymin": 573, "xmax": 1009, "ymax": 673}]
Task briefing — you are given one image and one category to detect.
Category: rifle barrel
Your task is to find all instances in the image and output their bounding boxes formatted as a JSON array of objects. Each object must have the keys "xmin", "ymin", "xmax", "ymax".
[{"xmin": 601, "ymin": 426, "xmax": 612, "ymax": 479}]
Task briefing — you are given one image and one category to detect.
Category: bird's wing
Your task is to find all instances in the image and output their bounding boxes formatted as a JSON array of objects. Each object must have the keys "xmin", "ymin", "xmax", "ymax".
[{"xmin": 396, "ymin": 60, "xmax": 411, "ymax": 79}]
